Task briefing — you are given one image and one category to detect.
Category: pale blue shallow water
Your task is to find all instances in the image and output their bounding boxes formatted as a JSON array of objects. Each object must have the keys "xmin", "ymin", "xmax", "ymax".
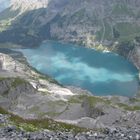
[{"xmin": 18, "ymin": 41, "xmax": 139, "ymax": 96}]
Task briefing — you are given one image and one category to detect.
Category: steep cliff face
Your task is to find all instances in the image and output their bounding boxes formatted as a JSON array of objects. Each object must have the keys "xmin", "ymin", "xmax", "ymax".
[
  {"xmin": 0, "ymin": 0, "xmax": 49, "ymax": 11},
  {"xmin": 128, "ymin": 46, "xmax": 140, "ymax": 79}
]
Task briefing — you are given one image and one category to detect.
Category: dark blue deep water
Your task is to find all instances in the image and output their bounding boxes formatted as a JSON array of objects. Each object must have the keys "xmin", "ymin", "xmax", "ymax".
[{"xmin": 18, "ymin": 41, "xmax": 139, "ymax": 96}]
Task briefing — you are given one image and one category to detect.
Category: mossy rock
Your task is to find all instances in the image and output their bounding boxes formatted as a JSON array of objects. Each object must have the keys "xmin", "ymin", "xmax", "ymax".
[
  {"xmin": 11, "ymin": 78, "xmax": 27, "ymax": 88},
  {"xmin": 117, "ymin": 103, "xmax": 140, "ymax": 111},
  {"xmin": 0, "ymin": 106, "xmax": 90, "ymax": 133}
]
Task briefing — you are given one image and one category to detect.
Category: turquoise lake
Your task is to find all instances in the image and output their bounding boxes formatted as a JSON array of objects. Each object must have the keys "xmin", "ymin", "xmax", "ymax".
[{"xmin": 19, "ymin": 41, "xmax": 139, "ymax": 96}]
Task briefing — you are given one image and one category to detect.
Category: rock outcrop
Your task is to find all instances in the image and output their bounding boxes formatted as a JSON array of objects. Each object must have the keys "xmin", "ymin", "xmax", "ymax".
[
  {"xmin": 129, "ymin": 47, "xmax": 140, "ymax": 71},
  {"xmin": 0, "ymin": 113, "xmax": 140, "ymax": 140}
]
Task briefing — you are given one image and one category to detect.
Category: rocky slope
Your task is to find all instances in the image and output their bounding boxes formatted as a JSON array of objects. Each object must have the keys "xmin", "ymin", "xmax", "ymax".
[
  {"xmin": 0, "ymin": 114, "xmax": 140, "ymax": 140},
  {"xmin": 0, "ymin": 52, "xmax": 140, "ymax": 134},
  {"xmin": 0, "ymin": 0, "xmax": 140, "ymax": 138},
  {"xmin": 0, "ymin": 0, "xmax": 49, "ymax": 11}
]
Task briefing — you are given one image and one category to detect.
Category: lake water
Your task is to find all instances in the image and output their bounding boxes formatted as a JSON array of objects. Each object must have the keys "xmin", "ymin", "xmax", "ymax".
[{"xmin": 18, "ymin": 41, "xmax": 139, "ymax": 96}]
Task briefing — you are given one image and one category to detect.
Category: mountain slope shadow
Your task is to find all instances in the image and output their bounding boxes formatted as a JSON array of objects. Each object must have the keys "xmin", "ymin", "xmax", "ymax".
[
  {"xmin": 0, "ymin": 7, "xmax": 53, "ymax": 48},
  {"xmin": 0, "ymin": 0, "xmax": 71, "ymax": 48}
]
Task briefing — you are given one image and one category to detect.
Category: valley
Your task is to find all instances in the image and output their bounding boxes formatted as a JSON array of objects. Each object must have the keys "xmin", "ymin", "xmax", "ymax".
[
  {"xmin": 0, "ymin": 0, "xmax": 140, "ymax": 139},
  {"xmin": 0, "ymin": 0, "xmax": 140, "ymax": 73},
  {"xmin": 18, "ymin": 41, "xmax": 139, "ymax": 97}
]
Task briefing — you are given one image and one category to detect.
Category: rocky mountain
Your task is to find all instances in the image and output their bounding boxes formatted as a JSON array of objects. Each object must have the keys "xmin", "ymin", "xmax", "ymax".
[
  {"xmin": 0, "ymin": 0, "xmax": 49, "ymax": 11},
  {"xmin": 0, "ymin": 0, "xmax": 140, "ymax": 138},
  {"xmin": 0, "ymin": 0, "xmax": 10, "ymax": 12},
  {"xmin": 0, "ymin": 0, "xmax": 140, "ymax": 70}
]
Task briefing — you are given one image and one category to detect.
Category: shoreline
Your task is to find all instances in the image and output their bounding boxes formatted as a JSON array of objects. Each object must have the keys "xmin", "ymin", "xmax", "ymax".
[{"xmin": 0, "ymin": 41, "xmax": 139, "ymax": 97}]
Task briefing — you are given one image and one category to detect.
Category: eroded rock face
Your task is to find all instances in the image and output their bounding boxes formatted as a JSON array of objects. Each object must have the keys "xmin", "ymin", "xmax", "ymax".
[
  {"xmin": 0, "ymin": 0, "xmax": 50, "ymax": 12},
  {"xmin": 127, "ymin": 45, "xmax": 140, "ymax": 82}
]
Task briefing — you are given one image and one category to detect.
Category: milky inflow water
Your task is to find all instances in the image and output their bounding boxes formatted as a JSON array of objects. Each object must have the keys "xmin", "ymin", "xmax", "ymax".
[{"xmin": 19, "ymin": 41, "xmax": 139, "ymax": 96}]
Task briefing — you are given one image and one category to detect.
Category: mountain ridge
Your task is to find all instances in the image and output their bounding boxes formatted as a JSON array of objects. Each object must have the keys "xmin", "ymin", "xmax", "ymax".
[
  {"xmin": 0, "ymin": 1, "xmax": 140, "ymax": 138},
  {"xmin": 1, "ymin": 0, "xmax": 140, "ymax": 74},
  {"xmin": 0, "ymin": 0, "xmax": 140, "ymax": 51}
]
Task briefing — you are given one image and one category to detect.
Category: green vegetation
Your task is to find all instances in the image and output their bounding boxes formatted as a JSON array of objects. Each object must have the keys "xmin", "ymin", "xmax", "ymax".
[
  {"xmin": 11, "ymin": 78, "xmax": 27, "ymax": 88},
  {"xmin": 69, "ymin": 95, "xmax": 140, "ymax": 112},
  {"xmin": 0, "ymin": 19, "xmax": 12, "ymax": 32},
  {"xmin": 129, "ymin": 98, "xmax": 140, "ymax": 103},
  {"xmin": 0, "ymin": 7, "xmax": 19, "ymax": 32},
  {"xmin": 117, "ymin": 103, "xmax": 140, "ymax": 111},
  {"xmin": 0, "ymin": 77, "xmax": 28, "ymax": 96},
  {"xmin": 112, "ymin": 4, "xmax": 134, "ymax": 16},
  {"xmin": 0, "ymin": 107, "xmax": 90, "ymax": 133},
  {"xmin": 38, "ymin": 74, "xmax": 61, "ymax": 85},
  {"xmin": 0, "ymin": 7, "xmax": 19, "ymax": 21},
  {"xmin": 68, "ymin": 96, "xmax": 82, "ymax": 104},
  {"xmin": 28, "ymin": 99, "xmax": 81, "ymax": 118},
  {"xmin": 81, "ymin": 95, "xmax": 111, "ymax": 107},
  {"xmin": 71, "ymin": 9, "xmax": 86, "ymax": 21},
  {"xmin": 29, "ymin": 106, "xmax": 40, "ymax": 113},
  {"xmin": 93, "ymin": 44, "xmax": 110, "ymax": 52},
  {"xmin": 0, "ymin": 77, "xmax": 27, "ymax": 87},
  {"xmin": 96, "ymin": 21, "xmax": 113, "ymax": 41},
  {"xmin": 115, "ymin": 23, "xmax": 140, "ymax": 42},
  {"xmin": 115, "ymin": 41, "xmax": 134, "ymax": 57},
  {"xmin": 0, "ymin": 77, "xmax": 6, "ymax": 81},
  {"xmin": 0, "ymin": 106, "xmax": 9, "ymax": 114},
  {"xmin": 104, "ymin": 22, "xmax": 113, "ymax": 40},
  {"xmin": 69, "ymin": 95, "xmax": 111, "ymax": 107},
  {"xmin": 96, "ymin": 27, "xmax": 104, "ymax": 41}
]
